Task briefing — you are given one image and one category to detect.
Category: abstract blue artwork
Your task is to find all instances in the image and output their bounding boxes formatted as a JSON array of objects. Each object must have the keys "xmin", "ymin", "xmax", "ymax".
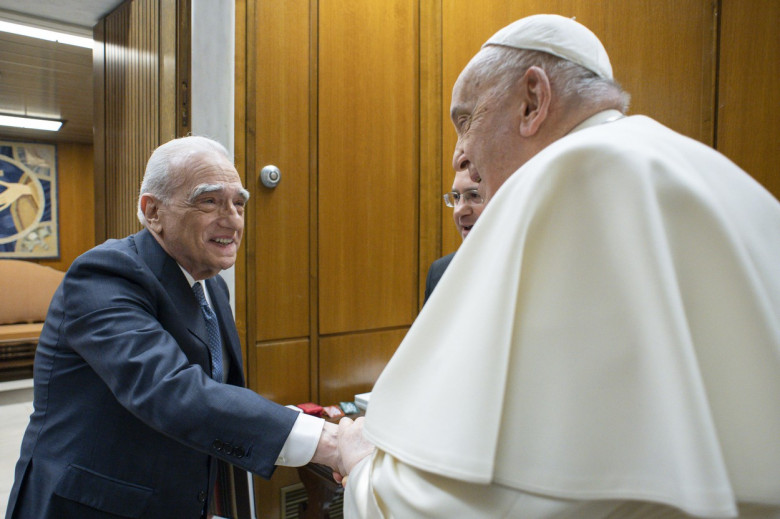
[{"xmin": 0, "ymin": 141, "xmax": 59, "ymax": 258}]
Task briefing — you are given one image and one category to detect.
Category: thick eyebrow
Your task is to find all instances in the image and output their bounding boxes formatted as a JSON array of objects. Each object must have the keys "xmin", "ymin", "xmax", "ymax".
[{"xmin": 189, "ymin": 183, "xmax": 251, "ymax": 202}]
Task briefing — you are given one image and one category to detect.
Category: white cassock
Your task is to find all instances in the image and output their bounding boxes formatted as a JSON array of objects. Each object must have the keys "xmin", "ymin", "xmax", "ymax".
[{"xmin": 344, "ymin": 110, "xmax": 780, "ymax": 518}]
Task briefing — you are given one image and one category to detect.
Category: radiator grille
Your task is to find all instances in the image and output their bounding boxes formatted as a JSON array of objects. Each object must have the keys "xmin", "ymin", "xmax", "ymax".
[
  {"xmin": 280, "ymin": 482, "xmax": 344, "ymax": 519},
  {"xmin": 280, "ymin": 483, "xmax": 306, "ymax": 519}
]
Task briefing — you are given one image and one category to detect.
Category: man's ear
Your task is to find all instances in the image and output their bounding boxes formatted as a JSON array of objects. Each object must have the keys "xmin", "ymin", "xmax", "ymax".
[
  {"xmin": 140, "ymin": 194, "xmax": 162, "ymax": 232},
  {"xmin": 518, "ymin": 66, "xmax": 551, "ymax": 137}
]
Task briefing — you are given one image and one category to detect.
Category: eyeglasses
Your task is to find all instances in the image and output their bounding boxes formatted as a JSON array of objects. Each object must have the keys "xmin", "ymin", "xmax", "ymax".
[{"xmin": 443, "ymin": 189, "xmax": 484, "ymax": 208}]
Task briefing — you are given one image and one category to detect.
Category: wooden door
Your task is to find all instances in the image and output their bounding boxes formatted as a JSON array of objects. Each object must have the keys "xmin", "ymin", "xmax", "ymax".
[
  {"xmin": 316, "ymin": 0, "xmax": 418, "ymax": 403},
  {"xmin": 244, "ymin": 1, "xmax": 419, "ymax": 516},
  {"xmin": 247, "ymin": 0, "xmax": 417, "ymax": 412}
]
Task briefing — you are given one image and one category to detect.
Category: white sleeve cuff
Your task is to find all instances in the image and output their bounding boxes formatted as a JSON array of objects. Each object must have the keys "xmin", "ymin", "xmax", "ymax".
[{"xmin": 275, "ymin": 412, "xmax": 325, "ymax": 467}]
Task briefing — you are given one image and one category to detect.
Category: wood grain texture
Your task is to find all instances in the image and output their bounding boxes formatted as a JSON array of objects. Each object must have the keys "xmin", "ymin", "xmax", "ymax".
[
  {"xmin": 418, "ymin": 0, "xmax": 444, "ymax": 311},
  {"xmin": 234, "ymin": 0, "xmax": 250, "ymax": 381},
  {"xmin": 252, "ymin": 339, "xmax": 311, "ymax": 406},
  {"xmin": 102, "ymin": 0, "xmax": 160, "ymax": 240},
  {"xmin": 318, "ymin": 327, "xmax": 407, "ymax": 405},
  {"xmin": 97, "ymin": 0, "xmax": 188, "ymax": 241},
  {"xmin": 317, "ymin": 0, "xmax": 419, "ymax": 334},
  {"xmin": 93, "ymin": 19, "xmax": 107, "ymax": 244},
  {"xmin": 717, "ymin": 0, "xmax": 780, "ymax": 200},
  {"xmin": 307, "ymin": 0, "xmax": 321, "ymax": 403},
  {"xmin": 252, "ymin": 466, "xmax": 300, "ymax": 519},
  {"xmin": 37, "ymin": 143, "xmax": 95, "ymax": 272},
  {"xmin": 250, "ymin": 339, "xmax": 309, "ymax": 516},
  {"xmin": 252, "ymin": 0, "xmax": 312, "ymax": 342}
]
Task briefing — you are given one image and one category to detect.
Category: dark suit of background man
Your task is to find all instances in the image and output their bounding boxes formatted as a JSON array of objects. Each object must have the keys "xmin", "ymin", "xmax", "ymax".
[
  {"xmin": 423, "ymin": 169, "xmax": 486, "ymax": 303},
  {"xmin": 6, "ymin": 136, "xmax": 344, "ymax": 519}
]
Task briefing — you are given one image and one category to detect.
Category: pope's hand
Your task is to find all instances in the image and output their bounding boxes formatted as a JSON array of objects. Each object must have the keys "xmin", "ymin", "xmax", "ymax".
[{"xmin": 332, "ymin": 416, "xmax": 374, "ymax": 486}]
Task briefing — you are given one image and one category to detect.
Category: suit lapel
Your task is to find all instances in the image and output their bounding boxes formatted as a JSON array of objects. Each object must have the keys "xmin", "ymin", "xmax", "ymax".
[
  {"xmin": 133, "ymin": 229, "xmax": 240, "ymax": 382},
  {"xmin": 134, "ymin": 229, "xmax": 210, "ymax": 350}
]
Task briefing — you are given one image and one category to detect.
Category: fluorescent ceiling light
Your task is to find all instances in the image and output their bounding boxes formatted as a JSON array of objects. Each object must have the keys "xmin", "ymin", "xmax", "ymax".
[
  {"xmin": 0, "ymin": 114, "xmax": 63, "ymax": 132},
  {"xmin": 0, "ymin": 20, "xmax": 93, "ymax": 49}
]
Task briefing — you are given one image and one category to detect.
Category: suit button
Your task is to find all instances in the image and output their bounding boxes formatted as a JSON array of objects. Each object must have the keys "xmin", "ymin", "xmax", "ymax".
[
  {"xmin": 198, "ymin": 490, "xmax": 207, "ymax": 503},
  {"xmin": 213, "ymin": 440, "xmax": 224, "ymax": 452},
  {"xmin": 234, "ymin": 447, "xmax": 245, "ymax": 458},
  {"xmin": 224, "ymin": 443, "xmax": 234, "ymax": 455}
]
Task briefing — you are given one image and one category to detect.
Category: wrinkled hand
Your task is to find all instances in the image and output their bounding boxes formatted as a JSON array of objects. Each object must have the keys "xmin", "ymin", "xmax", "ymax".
[
  {"xmin": 310, "ymin": 421, "xmax": 343, "ymax": 474},
  {"xmin": 332, "ymin": 416, "xmax": 374, "ymax": 487}
]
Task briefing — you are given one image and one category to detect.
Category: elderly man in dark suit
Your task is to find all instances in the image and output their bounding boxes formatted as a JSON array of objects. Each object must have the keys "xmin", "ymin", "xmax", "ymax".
[{"xmin": 7, "ymin": 136, "xmax": 343, "ymax": 518}]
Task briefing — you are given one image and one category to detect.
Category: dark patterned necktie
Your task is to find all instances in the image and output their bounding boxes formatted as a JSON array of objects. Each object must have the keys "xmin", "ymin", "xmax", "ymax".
[{"xmin": 192, "ymin": 281, "xmax": 223, "ymax": 382}]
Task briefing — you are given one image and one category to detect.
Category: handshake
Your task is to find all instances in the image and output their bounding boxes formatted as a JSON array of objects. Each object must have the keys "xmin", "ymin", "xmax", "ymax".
[{"xmin": 311, "ymin": 416, "xmax": 375, "ymax": 487}]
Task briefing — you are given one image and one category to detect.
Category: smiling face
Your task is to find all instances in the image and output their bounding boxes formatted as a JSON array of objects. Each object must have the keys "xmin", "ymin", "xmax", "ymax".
[
  {"xmin": 450, "ymin": 49, "xmax": 531, "ymax": 201},
  {"xmin": 450, "ymin": 169, "xmax": 485, "ymax": 240},
  {"xmin": 142, "ymin": 151, "xmax": 248, "ymax": 280}
]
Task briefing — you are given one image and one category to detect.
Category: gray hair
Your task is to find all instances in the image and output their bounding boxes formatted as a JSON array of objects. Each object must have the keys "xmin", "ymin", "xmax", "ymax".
[
  {"xmin": 137, "ymin": 136, "xmax": 232, "ymax": 226},
  {"xmin": 474, "ymin": 45, "xmax": 630, "ymax": 114}
]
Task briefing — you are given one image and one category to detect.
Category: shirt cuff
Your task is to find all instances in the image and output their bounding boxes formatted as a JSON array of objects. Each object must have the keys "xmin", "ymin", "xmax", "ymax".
[{"xmin": 275, "ymin": 411, "xmax": 325, "ymax": 467}]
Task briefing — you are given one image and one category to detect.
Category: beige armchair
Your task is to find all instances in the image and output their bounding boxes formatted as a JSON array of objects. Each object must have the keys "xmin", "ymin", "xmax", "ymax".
[{"xmin": 0, "ymin": 260, "xmax": 65, "ymax": 381}]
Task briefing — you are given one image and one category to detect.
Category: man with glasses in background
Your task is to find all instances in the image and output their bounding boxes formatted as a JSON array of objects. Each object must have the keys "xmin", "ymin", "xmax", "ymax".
[{"xmin": 423, "ymin": 169, "xmax": 486, "ymax": 303}]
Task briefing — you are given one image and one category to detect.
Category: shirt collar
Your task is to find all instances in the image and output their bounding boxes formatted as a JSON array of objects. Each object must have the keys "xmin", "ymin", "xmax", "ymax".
[
  {"xmin": 179, "ymin": 265, "xmax": 214, "ymax": 307},
  {"xmin": 568, "ymin": 109, "xmax": 625, "ymax": 135}
]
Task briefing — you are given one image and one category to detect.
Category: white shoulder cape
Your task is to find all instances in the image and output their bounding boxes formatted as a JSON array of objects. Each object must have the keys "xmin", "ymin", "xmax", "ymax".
[{"xmin": 363, "ymin": 113, "xmax": 780, "ymax": 518}]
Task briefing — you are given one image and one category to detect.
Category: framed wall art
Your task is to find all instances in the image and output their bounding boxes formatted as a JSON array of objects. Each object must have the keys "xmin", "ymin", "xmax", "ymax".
[{"xmin": 0, "ymin": 141, "xmax": 59, "ymax": 259}]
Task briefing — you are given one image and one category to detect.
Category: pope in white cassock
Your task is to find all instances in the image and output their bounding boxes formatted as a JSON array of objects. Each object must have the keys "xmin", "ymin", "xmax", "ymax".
[{"xmin": 337, "ymin": 14, "xmax": 780, "ymax": 519}]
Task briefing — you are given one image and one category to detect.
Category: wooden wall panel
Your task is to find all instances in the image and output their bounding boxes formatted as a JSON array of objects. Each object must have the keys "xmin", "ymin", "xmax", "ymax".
[
  {"xmin": 234, "ymin": 0, "xmax": 249, "ymax": 379},
  {"xmin": 318, "ymin": 0, "xmax": 419, "ymax": 334},
  {"xmin": 418, "ymin": 0, "xmax": 444, "ymax": 308},
  {"xmin": 252, "ymin": 466, "xmax": 299, "ymax": 519},
  {"xmin": 318, "ymin": 328, "xmax": 407, "ymax": 405},
  {"xmin": 251, "ymin": 338, "xmax": 311, "ymax": 518},
  {"xmin": 253, "ymin": 339, "xmax": 311, "ymax": 405},
  {"xmin": 98, "ymin": 0, "xmax": 185, "ymax": 241},
  {"xmin": 103, "ymin": 0, "xmax": 160, "ymax": 239},
  {"xmin": 252, "ymin": 0, "xmax": 311, "ymax": 342},
  {"xmin": 38, "ymin": 143, "xmax": 96, "ymax": 272},
  {"xmin": 439, "ymin": 0, "xmax": 716, "ymax": 256},
  {"xmin": 93, "ymin": 19, "xmax": 107, "ymax": 243},
  {"xmin": 717, "ymin": 0, "xmax": 780, "ymax": 200}
]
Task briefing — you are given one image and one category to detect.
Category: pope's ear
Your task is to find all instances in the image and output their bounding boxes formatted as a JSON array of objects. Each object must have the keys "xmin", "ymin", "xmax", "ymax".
[
  {"xmin": 518, "ymin": 66, "xmax": 551, "ymax": 137},
  {"xmin": 140, "ymin": 194, "xmax": 162, "ymax": 232}
]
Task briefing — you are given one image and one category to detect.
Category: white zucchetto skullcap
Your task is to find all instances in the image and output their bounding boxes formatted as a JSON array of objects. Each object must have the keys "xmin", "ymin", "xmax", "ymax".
[{"xmin": 483, "ymin": 14, "xmax": 613, "ymax": 79}]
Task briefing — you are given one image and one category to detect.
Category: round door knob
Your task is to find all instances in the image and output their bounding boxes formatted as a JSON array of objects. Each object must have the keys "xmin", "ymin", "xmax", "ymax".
[{"xmin": 260, "ymin": 165, "xmax": 281, "ymax": 188}]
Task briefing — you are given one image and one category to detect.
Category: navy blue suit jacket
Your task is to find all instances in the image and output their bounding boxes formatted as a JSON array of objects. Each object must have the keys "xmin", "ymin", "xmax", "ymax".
[
  {"xmin": 423, "ymin": 252, "xmax": 455, "ymax": 304},
  {"xmin": 7, "ymin": 229, "xmax": 298, "ymax": 519}
]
